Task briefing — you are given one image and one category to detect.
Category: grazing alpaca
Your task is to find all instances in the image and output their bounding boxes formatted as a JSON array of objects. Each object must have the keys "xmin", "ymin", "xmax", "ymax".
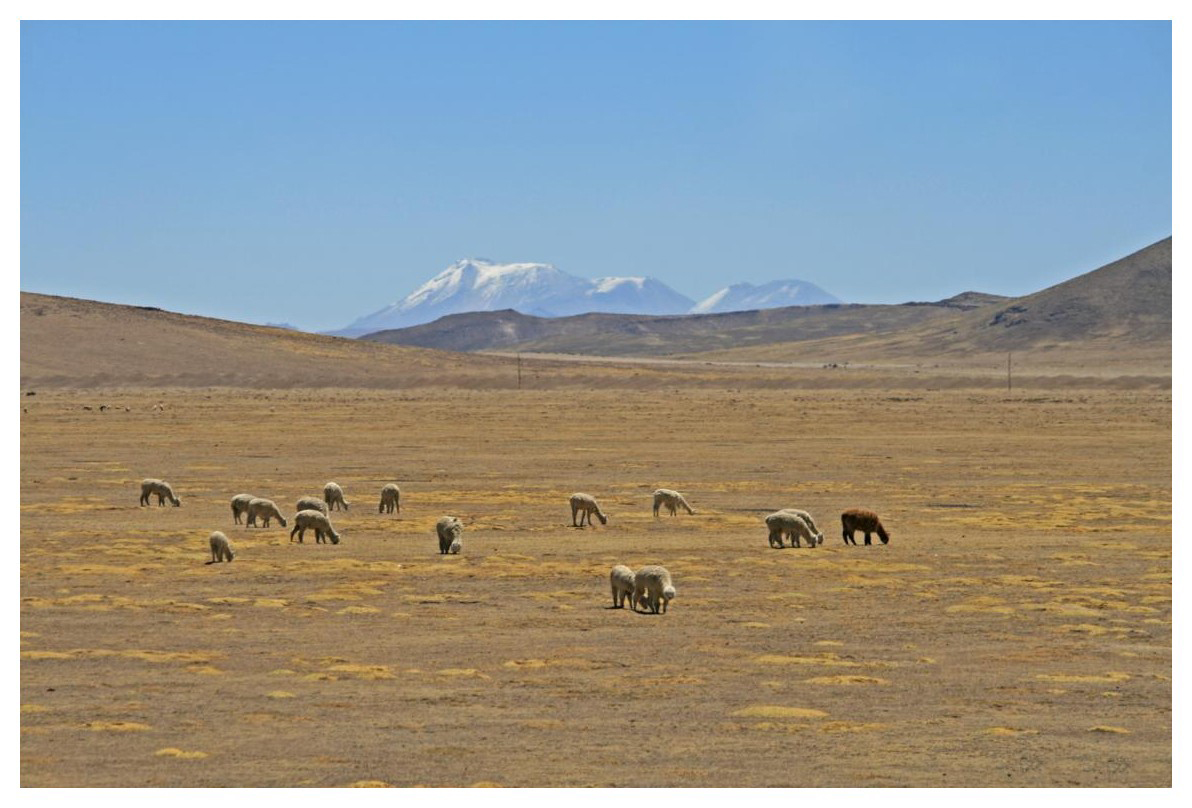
[
  {"xmin": 609, "ymin": 565, "xmax": 636, "ymax": 608},
  {"xmin": 230, "ymin": 493, "xmax": 255, "ymax": 524},
  {"xmin": 139, "ymin": 479, "xmax": 180, "ymax": 507},
  {"xmin": 652, "ymin": 488, "xmax": 695, "ymax": 517},
  {"xmin": 841, "ymin": 508, "xmax": 890, "ymax": 546},
  {"xmin": 208, "ymin": 531, "xmax": 235, "ymax": 563},
  {"xmin": 323, "ymin": 482, "xmax": 350, "ymax": 511},
  {"xmin": 570, "ymin": 493, "xmax": 607, "ymax": 527},
  {"xmin": 765, "ymin": 511, "xmax": 821, "ymax": 549},
  {"xmin": 245, "ymin": 498, "xmax": 287, "ymax": 528},
  {"xmin": 378, "ymin": 483, "xmax": 401, "ymax": 514},
  {"xmin": 290, "ymin": 510, "xmax": 340, "ymax": 544},
  {"xmin": 436, "ymin": 516, "xmax": 463, "ymax": 554},
  {"xmin": 779, "ymin": 508, "xmax": 824, "ymax": 544},
  {"xmin": 632, "ymin": 565, "xmax": 676, "ymax": 614}
]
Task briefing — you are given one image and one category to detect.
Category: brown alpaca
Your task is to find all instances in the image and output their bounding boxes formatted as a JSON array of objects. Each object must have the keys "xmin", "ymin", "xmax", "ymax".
[{"xmin": 841, "ymin": 508, "xmax": 890, "ymax": 545}]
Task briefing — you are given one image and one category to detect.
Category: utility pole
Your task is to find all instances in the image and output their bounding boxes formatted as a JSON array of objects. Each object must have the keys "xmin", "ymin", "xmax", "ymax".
[
  {"xmin": 1007, "ymin": 352, "xmax": 1012, "ymax": 393},
  {"xmin": 517, "ymin": 353, "xmax": 522, "ymax": 390}
]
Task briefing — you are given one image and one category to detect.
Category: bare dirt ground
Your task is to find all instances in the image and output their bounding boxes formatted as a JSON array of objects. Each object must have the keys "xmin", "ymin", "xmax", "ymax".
[{"xmin": 20, "ymin": 386, "xmax": 1170, "ymax": 787}]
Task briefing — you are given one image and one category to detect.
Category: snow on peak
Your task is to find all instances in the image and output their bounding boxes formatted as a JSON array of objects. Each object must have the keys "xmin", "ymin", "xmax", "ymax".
[
  {"xmin": 338, "ymin": 260, "xmax": 693, "ymax": 334},
  {"xmin": 333, "ymin": 260, "xmax": 841, "ymax": 336},
  {"xmin": 690, "ymin": 279, "xmax": 840, "ymax": 314},
  {"xmin": 591, "ymin": 276, "xmax": 648, "ymax": 293}
]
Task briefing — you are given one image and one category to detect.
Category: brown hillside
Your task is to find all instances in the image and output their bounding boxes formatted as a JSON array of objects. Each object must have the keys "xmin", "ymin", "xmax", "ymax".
[{"xmin": 19, "ymin": 292, "xmax": 516, "ymax": 389}]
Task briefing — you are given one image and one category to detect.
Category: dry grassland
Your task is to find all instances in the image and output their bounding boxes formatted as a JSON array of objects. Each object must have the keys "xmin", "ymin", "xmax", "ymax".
[{"xmin": 20, "ymin": 386, "xmax": 1170, "ymax": 786}]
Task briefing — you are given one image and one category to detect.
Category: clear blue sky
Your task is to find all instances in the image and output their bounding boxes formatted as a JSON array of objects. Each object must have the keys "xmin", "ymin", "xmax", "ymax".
[{"xmin": 21, "ymin": 21, "xmax": 1171, "ymax": 331}]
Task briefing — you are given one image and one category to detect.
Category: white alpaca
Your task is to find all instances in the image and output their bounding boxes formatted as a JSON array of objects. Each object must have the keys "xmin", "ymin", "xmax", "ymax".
[
  {"xmin": 208, "ymin": 531, "xmax": 234, "ymax": 563},
  {"xmin": 569, "ymin": 493, "xmax": 607, "ymax": 527},
  {"xmin": 778, "ymin": 508, "xmax": 824, "ymax": 545},
  {"xmin": 290, "ymin": 510, "xmax": 340, "ymax": 544},
  {"xmin": 609, "ymin": 565, "xmax": 636, "ymax": 608},
  {"xmin": 765, "ymin": 511, "xmax": 821, "ymax": 549},
  {"xmin": 436, "ymin": 516, "xmax": 463, "ymax": 554},
  {"xmin": 295, "ymin": 496, "xmax": 328, "ymax": 516},
  {"xmin": 632, "ymin": 565, "xmax": 676, "ymax": 614},
  {"xmin": 246, "ymin": 498, "xmax": 287, "ymax": 528},
  {"xmin": 652, "ymin": 488, "xmax": 695, "ymax": 517},
  {"xmin": 230, "ymin": 493, "xmax": 255, "ymax": 524},
  {"xmin": 139, "ymin": 479, "xmax": 180, "ymax": 507},
  {"xmin": 323, "ymin": 482, "xmax": 350, "ymax": 511},
  {"xmin": 379, "ymin": 484, "xmax": 401, "ymax": 514}
]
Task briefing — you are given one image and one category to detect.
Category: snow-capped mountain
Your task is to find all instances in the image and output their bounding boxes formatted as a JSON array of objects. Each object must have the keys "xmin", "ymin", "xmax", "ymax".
[
  {"xmin": 335, "ymin": 259, "xmax": 695, "ymax": 335},
  {"xmin": 585, "ymin": 276, "xmax": 695, "ymax": 316},
  {"xmin": 690, "ymin": 279, "xmax": 841, "ymax": 314}
]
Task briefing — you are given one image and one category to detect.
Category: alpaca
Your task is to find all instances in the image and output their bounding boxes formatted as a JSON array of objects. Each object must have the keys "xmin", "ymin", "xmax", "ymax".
[
  {"xmin": 379, "ymin": 484, "xmax": 401, "ymax": 514},
  {"xmin": 436, "ymin": 516, "xmax": 463, "ymax": 554},
  {"xmin": 208, "ymin": 531, "xmax": 235, "ymax": 563},
  {"xmin": 652, "ymin": 488, "xmax": 695, "ymax": 517},
  {"xmin": 841, "ymin": 508, "xmax": 890, "ymax": 546},
  {"xmin": 632, "ymin": 565, "xmax": 676, "ymax": 614},
  {"xmin": 609, "ymin": 565, "xmax": 636, "ymax": 608},
  {"xmin": 570, "ymin": 493, "xmax": 607, "ymax": 527},
  {"xmin": 290, "ymin": 510, "xmax": 341, "ymax": 544},
  {"xmin": 230, "ymin": 493, "xmax": 255, "ymax": 524},
  {"xmin": 139, "ymin": 479, "xmax": 180, "ymax": 507},
  {"xmin": 323, "ymin": 482, "xmax": 350, "ymax": 511}
]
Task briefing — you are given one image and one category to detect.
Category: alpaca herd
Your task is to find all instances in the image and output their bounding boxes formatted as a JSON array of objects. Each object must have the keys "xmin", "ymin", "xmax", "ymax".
[{"xmin": 141, "ymin": 478, "xmax": 891, "ymax": 615}]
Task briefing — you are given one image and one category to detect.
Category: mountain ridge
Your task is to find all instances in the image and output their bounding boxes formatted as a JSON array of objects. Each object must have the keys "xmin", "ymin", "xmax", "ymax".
[
  {"xmin": 359, "ymin": 238, "xmax": 1171, "ymax": 359},
  {"xmin": 334, "ymin": 258, "xmax": 699, "ymax": 335}
]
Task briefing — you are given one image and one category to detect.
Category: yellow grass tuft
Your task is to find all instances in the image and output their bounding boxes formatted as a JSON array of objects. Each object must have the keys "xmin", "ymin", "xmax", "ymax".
[
  {"xmin": 155, "ymin": 748, "xmax": 208, "ymax": 759},
  {"xmin": 1035, "ymin": 672, "xmax": 1131, "ymax": 683},
  {"xmin": 802, "ymin": 675, "xmax": 889, "ymax": 685},
  {"xmin": 85, "ymin": 721, "xmax": 151, "ymax": 732},
  {"xmin": 267, "ymin": 691, "xmax": 296, "ymax": 699},
  {"xmin": 985, "ymin": 727, "xmax": 1039, "ymax": 736},
  {"xmin": 1089, "ymin": 725, "xmax": 1131, "ymax": 734},
  {"xmin": 347, "ymin": 780, "xmax": 394, "ymax": 787},
  {"xmin": 732, "ymin": 705, "xmax": 828, "ymax": 719}
]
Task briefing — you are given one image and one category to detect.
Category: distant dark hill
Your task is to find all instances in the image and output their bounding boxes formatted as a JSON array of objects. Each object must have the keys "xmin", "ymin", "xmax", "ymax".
[
  {"xmin": 964, "ymin": 237, "xmax": 1171, "ymax": 349},
  {"xmin": 692, "ymin": 237, "xmax": 1172, "ymax": 363},
  {"xmin": 361, "ymin": 293, "xmax": 1008, "ymax": 357}
]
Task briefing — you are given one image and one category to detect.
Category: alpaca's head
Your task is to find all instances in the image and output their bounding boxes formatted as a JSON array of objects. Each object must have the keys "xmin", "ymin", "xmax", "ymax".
[
  {"xmin": 597, "ymin": 513, "xmax": 608, "ymax": 525},
  {"xmin": 662, "ymin": 585, "xmax": 676, "ymax": 602},
  {"xmin": 329, "ymin": 530, "xmax": 341, "ymax": 545},
  {"xmin": 277, "ymin": 516, "xmax": 287, "ymax": 528},
  {"xmin": 816, "ymin": 533, "xmax": 824, "ymax": 546},
  {"xmin": 170, "ymin": 495, "xmax": 181, "ymax": 507}
]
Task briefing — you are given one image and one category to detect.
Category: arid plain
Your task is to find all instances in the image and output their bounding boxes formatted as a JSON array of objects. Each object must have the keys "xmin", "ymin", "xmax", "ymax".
[{"xmin": 20, "ymin": 379, "xmax": 1170, "ymax": 786}]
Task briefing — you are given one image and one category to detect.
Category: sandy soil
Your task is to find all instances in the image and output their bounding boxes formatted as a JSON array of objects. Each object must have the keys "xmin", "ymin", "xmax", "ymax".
[{"xmin": 20, "ymin": 387, "xmax": 1170, "ymax": 786}]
